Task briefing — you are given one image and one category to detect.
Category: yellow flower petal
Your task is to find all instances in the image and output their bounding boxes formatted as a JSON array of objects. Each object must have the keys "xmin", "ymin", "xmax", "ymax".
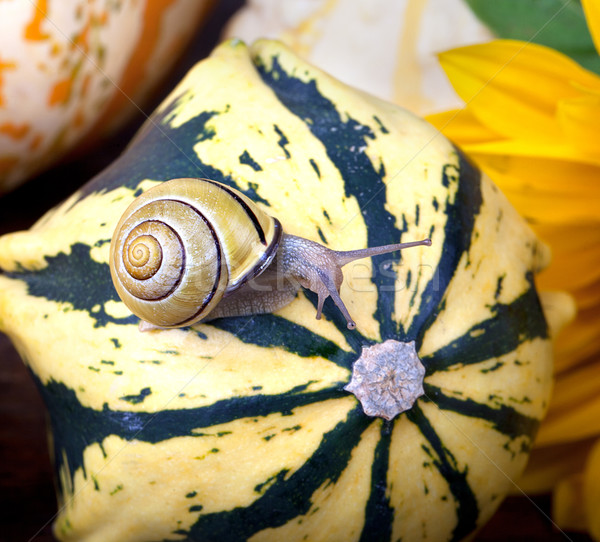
[
  {"xmin": 554, "ymin": 306, "xmax": 600, "ymax": 373},
  {"xmin": 536, "ymin": 396, "xmax": 600, "ymax": 446},
  {"xmin": 540, "ymin": 264, "xmax": 600, "ymax": 310},
  {"xmin": 584, "ymin": 438, "xmax": 600, "ymax": 539},
  {"xmin": 539, "ymin": 290, "xmax": 576, "ymax": 340},
  {"xmin": 433, "ymin": 21, "xmax": 600, "ymax": 480},
  {"xmin": 438, "ymin": 40, "xmax": 600, "ymax": 141},
  {"xmin": 517, "ymin": 438, "xmax": 596, "ymax": 494},
  {"xmin": 558, "ymin": 94, "xmax": 600, "ymax": 156},
  {"xmin": 568, "ymin": 279, "xmax": 600, "ymax": 311},
  {"xmin": 554, "ymin": 472, "xmax": 588, "ymax": 532},
  {"xmin": 467, "ymin": 155, "xmax": 600, "ymax": 223},
  {"xmin": 537, "ymin": 360, "xmax": 600, "ymax": 445},
  {"xmin": 425, "ymin": 108, "xmax": 501, "ymax": 144},
  {"xmin": 534, "ymin": 223, "xmax": 600, "ymax": 293},
  {"xmin": 545, "ymin": 360, "xmax": 600, "ymax": 414},
  {"xmin": 460, "ymin": 138, "xmax": 600, "ymax": 167},
  {"xmin": 582, "ymin": 0, "xmax": 600, "ymax": 56}
]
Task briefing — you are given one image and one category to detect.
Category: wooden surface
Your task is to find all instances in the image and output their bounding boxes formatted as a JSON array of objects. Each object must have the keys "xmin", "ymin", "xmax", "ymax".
[{"xmin": 0, "ymin": 1, "xmax": 593, "ymax": 540}]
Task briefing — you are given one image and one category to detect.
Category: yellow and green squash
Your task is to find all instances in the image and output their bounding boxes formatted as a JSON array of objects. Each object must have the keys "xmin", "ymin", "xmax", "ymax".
[{"xmin": 0, "ymin": 39, "xmax": 571, "ymax": 541}]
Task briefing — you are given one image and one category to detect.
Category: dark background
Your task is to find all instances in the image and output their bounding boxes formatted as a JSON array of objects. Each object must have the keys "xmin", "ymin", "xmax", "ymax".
[{"xmin": 0, "ymin": 1, "xmax": 593, "ymax": 540}]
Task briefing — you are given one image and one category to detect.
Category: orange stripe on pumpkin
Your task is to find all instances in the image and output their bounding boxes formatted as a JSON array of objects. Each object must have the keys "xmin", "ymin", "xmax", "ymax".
[
  {"xmin": 0, "ymin": 59, "xmax": 17, "ymax": 107},
  {"xmin": 77, "ymin": 1, "xmax": 214, "ymax": 153},
  {"xmin": 48, "ymin": 78, "xmax": 73, "ymax": 106},
  {"xmin": 73, "ymin": 108, "xmax": 85, "ymax": 128},
  {"xmin": 29, "ymin": 134, "xmax": 44, "ymax": 151},
  {"xmin": 86, "ymin": 0, "xmax": 210, "ymax": 134},
  {"xmin": 71, "ymin": 20, "xmax": 91, "ymax": 54},
  {"xmin": 80, "ymin": 73, "xmax": 92, "ymax": 97},
  {"xmin": 49, "ymin": 61, "xmax": 82, "ymax": 106},
  {"xmin": 107, "ymin": 0, "xmax": 178, "ymax": 106},
  {"xmin": 0, "ymin": 123, "xmax": 30, "ymax": 140},
  {"xmin": 24, "ymin": 0, "xmax": 50, "ymax": 41}
]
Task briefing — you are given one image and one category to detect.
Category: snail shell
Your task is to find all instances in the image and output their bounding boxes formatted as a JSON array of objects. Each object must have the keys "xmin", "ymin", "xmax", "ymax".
[{"xmin": 109, "ymin": 178, "xmax": 281, "ymax": 328}]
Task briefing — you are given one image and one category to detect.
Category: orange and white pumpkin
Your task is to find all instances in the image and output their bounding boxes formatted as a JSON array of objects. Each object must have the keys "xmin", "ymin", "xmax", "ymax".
[{"xmin": 0, "ymin": 0, "xmax": 215, "ymax": 192}]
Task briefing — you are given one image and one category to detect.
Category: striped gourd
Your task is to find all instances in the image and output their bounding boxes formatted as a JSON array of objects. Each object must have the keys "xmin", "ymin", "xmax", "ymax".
[{"xmin": 0, "ymin": 40, "xmax": 567, "ymax": 541}]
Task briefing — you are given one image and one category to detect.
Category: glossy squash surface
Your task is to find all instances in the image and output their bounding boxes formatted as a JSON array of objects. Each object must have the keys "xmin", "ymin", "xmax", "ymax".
[{"xmin": 0, "ymin": 39, "xmax": 560, "ymax": 542}]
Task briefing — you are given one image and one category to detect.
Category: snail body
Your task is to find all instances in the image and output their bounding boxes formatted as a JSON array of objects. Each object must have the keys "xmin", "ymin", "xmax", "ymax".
[{"xmin": 110, "ymin": 178, "xmax": 431, "ymax": 330}]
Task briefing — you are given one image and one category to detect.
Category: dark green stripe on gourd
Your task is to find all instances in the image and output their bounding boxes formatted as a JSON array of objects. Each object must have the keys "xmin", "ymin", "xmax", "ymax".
[
  {"xmin": 273, "ymin": 124, "xmax": 291, "ymax": 158},
  {"xmin": 209, "ymin": 314, "xmax": 356, "ymax": 369},
  {"xmin": 255, "ymin": 54, "xmax": 490, "ymax": 352},
  {"xmin": 407, "ymin": 154, "xmax": 483, "ymax": 341},
  {"xmin": 423, "ymin": 273, "xmax": 548, "ymax": 374},
  {"xmin": 423, "ymin": 385, "xmax": 539, "ymax": 440},
  {"xmin": 257, "ymin": 55, "xmax": 406, "ymax": 339},
  {"xmin": 360, "ymin": 422, "xmax": 394, "ymax": 542},
  {"xmin": 82, "ymin": 107, "xmax": 219, "ymax": 196},
  {"xmin": 239, "ymin": 150, "xmax": 263, "ymax": 171},
  {"xmin": 186, "ymin": 407, "xmax": 371, "ymax": 541},
  {"xmin": 4, "ymin": 243, "xmax": 135, "ymax": 327},
  {"xmin": 407, "ymin": 404, "xmax": 479, "ymax": 542},
  {"xmin": 37, "ymin": 376, "xmax": 347, "ymax": 487},
  {"xmin": 119, "ymin": 387, "xmax": 152, "ymax": 405},
  {"xmin": 79, "ymin": 103, "xmax": 270, "ymax": 208}
]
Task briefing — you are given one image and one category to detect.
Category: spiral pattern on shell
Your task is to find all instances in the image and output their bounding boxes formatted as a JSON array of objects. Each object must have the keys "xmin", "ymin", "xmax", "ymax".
[
  {"xmin": 124, "ymin": 232, "xmax": 163, "ymax": 280},
  {"xmin": 109, "ymin": 178, "xmax": 282, "ymax": 328}
]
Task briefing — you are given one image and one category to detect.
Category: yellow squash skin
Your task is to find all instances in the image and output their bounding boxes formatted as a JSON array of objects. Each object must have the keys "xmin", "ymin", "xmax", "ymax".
[{"xmin": 0, "ymin": 40, "xmax": 569, "ymax": 541}]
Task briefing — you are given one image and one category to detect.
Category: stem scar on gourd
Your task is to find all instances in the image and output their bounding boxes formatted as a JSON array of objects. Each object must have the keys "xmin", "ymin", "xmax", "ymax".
[{"xmin": 345, "ymin": 340, "xmax": 426, "ymax": 420}]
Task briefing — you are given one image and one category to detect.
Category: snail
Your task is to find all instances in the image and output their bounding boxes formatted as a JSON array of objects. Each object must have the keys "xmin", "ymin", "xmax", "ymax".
[{"xmin": 109, "ymin": 178, "xmax": 432, "ymax": 331}]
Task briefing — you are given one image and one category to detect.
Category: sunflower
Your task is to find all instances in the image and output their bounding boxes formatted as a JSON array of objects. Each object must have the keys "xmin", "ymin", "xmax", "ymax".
[{"xmin": 426, "ymin": 0, "xmax": 600, "ymax": 537}]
